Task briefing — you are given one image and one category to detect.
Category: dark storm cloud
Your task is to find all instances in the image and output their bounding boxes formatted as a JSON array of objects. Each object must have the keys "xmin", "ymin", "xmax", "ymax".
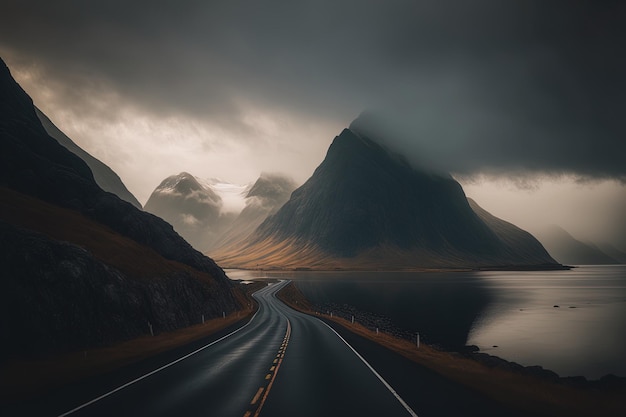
[{"xmin": 1, "ymin": 0, "xmax": 625, "ymax": 179}]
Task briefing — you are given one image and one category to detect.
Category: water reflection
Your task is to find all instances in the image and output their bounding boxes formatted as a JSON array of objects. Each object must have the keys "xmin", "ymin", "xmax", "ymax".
[
  {"xmin": 467, "ymin": 266, "xmax": 626, "ymax": 378},
  {"xmin": 228, "ymin": 270, "xmax": 494, "ymax": 350},
  {"xmin": 228, "ymin": 266, "xmax": 626, "ymax": 379}
]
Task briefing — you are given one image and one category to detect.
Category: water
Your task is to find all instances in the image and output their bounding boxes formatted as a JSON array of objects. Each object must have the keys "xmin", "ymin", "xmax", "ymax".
[
  {"xmin": 227, "ymin": 266, "xmax": 626, "ymax": 379},
  {"xmin": 466, "ymin": 266, "xmax": 626, "ymax": 379}
]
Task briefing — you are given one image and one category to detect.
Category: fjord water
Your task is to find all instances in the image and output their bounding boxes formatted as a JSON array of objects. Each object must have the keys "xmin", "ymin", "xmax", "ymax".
[
  {"xmin": 228, "ymin": 266, "xmax": 626, "ymax": 379},
  {"xmin": 466, "ymin": 265, "xmax": 626, "ymax": 379}
]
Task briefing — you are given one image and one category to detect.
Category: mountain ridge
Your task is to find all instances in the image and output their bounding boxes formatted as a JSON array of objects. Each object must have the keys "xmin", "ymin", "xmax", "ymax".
[
  {"xmin": 535, "ymin": 224, "xmax": 619, "ymax": 265},
  {"xmin": 214, "ymin": 126, "xmax": 561, "ymax": 270},
  {"xmin": 35, "ymin": 107, "xmax": 142, "ymax": 209}
]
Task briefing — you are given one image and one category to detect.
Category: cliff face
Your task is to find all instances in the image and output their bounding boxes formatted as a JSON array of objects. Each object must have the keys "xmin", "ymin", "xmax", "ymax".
[
  {"xmin": 215, "ymin": 126, "xmax": 561, "ymax": 270},
  {"xmin": 0, "ymin": 220, "xmax": 234, "ymax": 357},
  {"xmin": 0, "ymin": 57, "xmax": 239, "ymax": 358}
]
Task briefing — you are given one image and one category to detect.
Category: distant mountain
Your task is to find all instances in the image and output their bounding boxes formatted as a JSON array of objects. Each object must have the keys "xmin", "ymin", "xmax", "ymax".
[
  {"xmin": 535, "ymin": 225, "xmax": 620, "ymax": 265},
  {"xmin": 467, "ymin": 199, "xmax": 562, "ymax": 263},
  {"xmin": 214, "ymin": 119, "xmax": 560, "ymax": 270},
  {"xmin": 0, "ymin": 57, "xmax": 240, "ymax": 357},
  {"xmin": 144, "ymin": 172, "xmax": 296, "ymax": 253},
  {"xmin": 596, "ymin": 242, "xmax": 626, "ymax": 264},
  {"xmin": 144, "ymin": 172, "xmax": 233, "ymax": 251},
  {"xmin": 209, "ymin": 173, "xmax": 297, "ymax": 251},
  {"xmin": 35, "ymin": 107, "xmax": 142, "ymax": 209}
]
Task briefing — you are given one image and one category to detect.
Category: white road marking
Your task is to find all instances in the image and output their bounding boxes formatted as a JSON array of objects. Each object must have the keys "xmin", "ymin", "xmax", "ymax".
[
  {"xmin": 56, "ymin": 288, "xmax": 271, "ymax": 417},
  {"xmin": 319, "ymin": 320, "xmax": 419, "ymax": 417}
]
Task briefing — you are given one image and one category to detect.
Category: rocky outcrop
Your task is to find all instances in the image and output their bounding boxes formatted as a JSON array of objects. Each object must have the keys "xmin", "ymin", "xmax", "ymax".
[{"xmin": 0, "ymin": 221, "xmax": 234, "ymax": 358}]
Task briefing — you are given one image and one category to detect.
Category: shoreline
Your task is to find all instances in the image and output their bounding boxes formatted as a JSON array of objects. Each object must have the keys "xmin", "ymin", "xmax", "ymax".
[
  {"xmin": 225, "ymin": 263, "xmax": 572, "ymax": 273},
  {"xmin": 276, "ymin": 281, "xmax": 625, "ymax": 417}
]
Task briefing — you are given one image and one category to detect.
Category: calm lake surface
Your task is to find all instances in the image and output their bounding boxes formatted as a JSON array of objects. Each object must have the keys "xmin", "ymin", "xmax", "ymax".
[{"xmin": 227, "ymin": 265, "xmax": 626, "ymax": 379}]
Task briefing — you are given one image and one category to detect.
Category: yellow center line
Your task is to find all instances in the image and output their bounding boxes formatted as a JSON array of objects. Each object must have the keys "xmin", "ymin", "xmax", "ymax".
[
  {"xmin": 253, "ymin": 319, "xmax": 292, "ymax": 417},
  {"xmin": 250, "ymin": 387, "xmax": 264, "ymax": 406},
  {"xmin": 243, "ymin": 412, "xmax": 252, "ymax": 417}
]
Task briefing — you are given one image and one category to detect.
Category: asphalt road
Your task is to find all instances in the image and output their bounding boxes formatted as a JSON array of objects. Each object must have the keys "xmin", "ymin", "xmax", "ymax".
[{"xmin": 5, "ymin": 280, "xmax": 532, "ymax": 417}]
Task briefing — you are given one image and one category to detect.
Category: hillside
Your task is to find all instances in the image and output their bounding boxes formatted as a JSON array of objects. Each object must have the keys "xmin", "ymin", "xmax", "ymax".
[
  {"xmin": 208, "ymin": 173, "xmax": 297, "ymax": 251},
  {"xmin": 0, "ymin": 57, "xmax": 240, "ymax": 358}
]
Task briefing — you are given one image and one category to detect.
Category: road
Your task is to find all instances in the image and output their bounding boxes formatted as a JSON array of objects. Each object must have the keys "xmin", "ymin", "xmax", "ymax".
[{"xmin": 5, "ymin": 280, "xmax": 531, "ymax": 417}]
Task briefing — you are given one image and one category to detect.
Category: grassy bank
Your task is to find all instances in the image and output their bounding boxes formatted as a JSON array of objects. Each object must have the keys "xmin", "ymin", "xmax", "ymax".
[
  {"xmin": 0, "ymin": 281, "xmax": 266, "ymax": 405},
  {"xmin": 277, "ymin": 281, "xmax": 625, "ymax": 417}
]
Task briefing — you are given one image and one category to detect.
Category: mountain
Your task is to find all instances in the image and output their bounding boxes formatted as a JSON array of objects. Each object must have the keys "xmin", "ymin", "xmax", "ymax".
[
  {"xmin": 144, "ymin": 172, "xmax": 296, "ymax": 253},
  {"xmin": 535, "ymin": 225, "xmax": 620, "ymax": 265},
  {"xmin": 214, "ymin": 121, "xmax": 560, "ymax": 270},
  {"xmin": 35, "ymin": 107, "xmax": 142, "ymax": 209},
  {"xmin": 144, "ymin": 172, "xmax": 232, "ymax": 251},
  {"xmin": 596, "ymin": 243, "xmax": 626, "ymax": 264},
  {"xmin": 208, "ymin": 173, "xmax": 297, "ymax": 251},
  {"xmin": 0, "ymin": 57, "xmax": 240, "ymax": 358}
]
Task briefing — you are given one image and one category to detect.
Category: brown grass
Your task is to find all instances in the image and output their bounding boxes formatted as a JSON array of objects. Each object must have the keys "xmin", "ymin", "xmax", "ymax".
[
  {"xmin": 277, "ymin": 282, "xmax": 626, "ymax": 417},
  {"xmin": 1, "ymin": 299, "xmax": 260, "ymax": 405},
  {"xmin": 0, "ymin": 187, "xmax": 216, "ymax": 283}
]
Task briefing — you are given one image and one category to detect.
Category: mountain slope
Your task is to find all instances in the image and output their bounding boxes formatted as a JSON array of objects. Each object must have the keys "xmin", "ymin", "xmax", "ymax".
[
  {"xmin": 208, "ymin": 173, "xmax": 297, "ymax": 251},
  {"xmin": 467, "ymin": 199, "xmax": 558, "ymax": 265},
  {"xmin": 35, "ymin": 107, "xmax": 142, "ymax": 209},
  {"xmin": 0, "ymin": 57, "xmax": 239, "ymax": 357},
  {"xmin": 214, "ymin": 125, "xmax": 560, "ymax": 270},
  {"xmin": 596, "ymin": 243, "xmax": 626, "ymax": 264},
  {"xmin": 535, "ymin": 225, "xmax": 619, "ymax": 265}
]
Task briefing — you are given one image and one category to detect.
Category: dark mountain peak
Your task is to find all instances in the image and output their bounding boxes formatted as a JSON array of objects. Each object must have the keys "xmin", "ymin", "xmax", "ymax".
[
  {"xmin": 251, "ymin": 125, "xmax": 504, "ymax": 258},
  {"xmin": 349, "ymin": 111, "xmax": 454, "ymax": 178},
  {"xmin": 216, "ymin": 119, "xmax": 561, "ymax": 269},
  {"xmin": 347, "ymin": 110, "xmax": 379, "ymax": 134}
]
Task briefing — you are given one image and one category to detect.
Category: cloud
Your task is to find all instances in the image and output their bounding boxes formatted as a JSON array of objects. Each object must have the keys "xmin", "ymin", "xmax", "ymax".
[{"xmin": 1, "ymin": 0, "xmax": 625, "ymax": 186}]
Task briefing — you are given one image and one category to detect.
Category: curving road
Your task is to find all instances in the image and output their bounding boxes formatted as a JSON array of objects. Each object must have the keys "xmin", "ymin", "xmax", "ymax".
[{"xmin": 6, "ymin": 280, "xmax": 530, "ymax": 417}]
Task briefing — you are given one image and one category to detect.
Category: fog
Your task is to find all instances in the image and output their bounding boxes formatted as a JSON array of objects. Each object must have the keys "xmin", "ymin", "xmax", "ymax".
[{"xmin": 1, "ymin": 0, "xmax": 624, "ymax": 249}]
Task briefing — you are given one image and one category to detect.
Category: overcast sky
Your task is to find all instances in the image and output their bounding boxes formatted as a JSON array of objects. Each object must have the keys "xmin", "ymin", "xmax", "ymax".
[{"xmin": 1, "ymin": 0, "xmax": 625, "ymax": 249}]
